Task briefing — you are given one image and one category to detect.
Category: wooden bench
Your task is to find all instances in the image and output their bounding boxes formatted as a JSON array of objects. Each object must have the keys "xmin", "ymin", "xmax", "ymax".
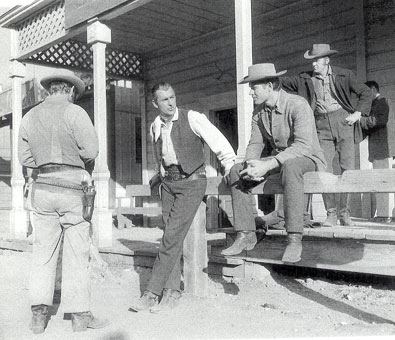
[
  {"xmin": 116, "ymin": 185, "xmax": 162, "ymax": 229},
  {"xmin": 116, "ymin": 169, "xmax": 395, "ymax": 295}
]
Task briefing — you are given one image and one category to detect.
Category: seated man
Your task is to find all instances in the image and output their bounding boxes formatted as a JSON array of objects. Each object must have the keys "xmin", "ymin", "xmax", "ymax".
[{"xmin": 221, "ymin": 63, "xmax": 326, "ymax": 263}]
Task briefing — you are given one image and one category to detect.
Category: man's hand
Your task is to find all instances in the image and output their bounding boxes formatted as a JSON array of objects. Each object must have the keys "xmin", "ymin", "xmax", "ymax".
[
  {"xmin": 345, "ymin": 111, "xmax": 361, "ymax": 125},
  {"xmin": 240, "ymin": 158, "xmax": 279, "ymax": 181}
]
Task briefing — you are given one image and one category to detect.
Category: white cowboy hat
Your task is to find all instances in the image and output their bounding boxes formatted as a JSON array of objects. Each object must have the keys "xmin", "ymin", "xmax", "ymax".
[
  {"xmin": 304, "ymin": 44, "xmax": 338, "ymax": 59},
  {"xmin": 40, "ymin": 74, "xmax": 86, "ymax": 99},
  {"xmin": 239, "ymin": 63, "xmax": 287, "ymax": 84}
]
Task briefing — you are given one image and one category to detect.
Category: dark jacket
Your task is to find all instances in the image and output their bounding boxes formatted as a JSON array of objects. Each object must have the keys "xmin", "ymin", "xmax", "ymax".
[
  {"xmin": 282, "ymin": 66, "xmax": 372, "ymax": 143},
  {"xmin": 360, "ymin": 95, "xmax": 395, "ymax": 161}
]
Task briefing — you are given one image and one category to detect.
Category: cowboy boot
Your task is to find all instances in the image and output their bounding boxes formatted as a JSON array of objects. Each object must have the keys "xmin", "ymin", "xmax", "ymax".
[
  {"xmin": 30, "ymin": 304, "xmax": 48, "ymax": 334},
  {"xmin": 128, "ymin": 290, "xmax": 159, "ymax": 312},
  {"xmin": 281, "ymin": 233, "xmax": 303, "ymax": 263},
  {"xmin": 323, "ymin": 208, "xmax": 337, "ymax": 227},
  {"xmin": 339, "ymin": 208, "xmax": 353, "ymax": 226},
  {"xmin": 71, "ymin": 311, "xmax": 109, "ymax": 332},
  {"xmin": 150, "ymin": 289, "xmax": 181, "ymax": 313},
  {"xmin": 221, "ymin": 231, "xmax": 257, "ymax": 256}
]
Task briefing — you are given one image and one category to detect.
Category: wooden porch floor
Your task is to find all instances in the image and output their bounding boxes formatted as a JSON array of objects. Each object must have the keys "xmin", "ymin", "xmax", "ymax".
[{"xmin": 1, "ymin": 216, "xmax": 394, "ymax": 278}]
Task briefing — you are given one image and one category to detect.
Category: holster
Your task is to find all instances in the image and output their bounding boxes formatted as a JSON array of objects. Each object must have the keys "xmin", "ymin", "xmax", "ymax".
[{"xmin": 82, "ymin": 184, "xmax": 96, "ymax": 222}]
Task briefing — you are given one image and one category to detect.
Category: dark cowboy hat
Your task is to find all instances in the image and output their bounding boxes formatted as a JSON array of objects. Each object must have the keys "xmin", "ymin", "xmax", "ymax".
[
  {"xmin": 239, "ymin": 63, "xmax": 287, "ymax": 84},
  {"xmin": 304, "ymin": 44, "xmax": 338, "ymax": 59},
  {"xmin": 40, "ymin": 74, "xmax": 86, "ymax": 99}
]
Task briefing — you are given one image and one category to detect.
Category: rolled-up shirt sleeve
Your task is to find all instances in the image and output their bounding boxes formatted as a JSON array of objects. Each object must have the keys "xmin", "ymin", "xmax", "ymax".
[{"xmin": 188, "ymin": 110, "xmax": 236, "ymax": 171}]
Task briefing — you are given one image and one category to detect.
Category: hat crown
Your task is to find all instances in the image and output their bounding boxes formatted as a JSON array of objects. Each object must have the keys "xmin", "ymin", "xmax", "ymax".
[
  {"xmin": 248, "ymin": 63, "xmax": 278, "ymax": 77},
  {"xmin": 311, "ymin": 44, "xmax": 332, "ymax": 54}
]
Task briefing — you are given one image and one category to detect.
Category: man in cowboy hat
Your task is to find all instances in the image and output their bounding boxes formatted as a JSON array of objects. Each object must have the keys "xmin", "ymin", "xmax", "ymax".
[
  {"xmin": 282, "ymin": 44, "xmax": 371, "ymax": 227},
  {"xmin": 18, "ymin": 73, "xmax": 109, "ymax": 333},
  {"xmin": 221, "ymin": 63, "xmax": 326, "ymax": 263}
]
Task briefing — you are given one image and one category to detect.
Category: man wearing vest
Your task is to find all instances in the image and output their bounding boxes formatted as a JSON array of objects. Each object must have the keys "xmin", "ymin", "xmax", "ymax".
[
  {"xmin": 221, "ymin": 64, "xmax": 326, "ymax": 263},
  {"xmin": 281, "ymin": 44, "xmax": 371, "ymax": 227},
  {"xmin": 18, "ymin": 74, "xmax": 108, "ymax": 333},
  {"xmin": 129, "ymin": 81, "xmax": 236, "ymax": 313}
]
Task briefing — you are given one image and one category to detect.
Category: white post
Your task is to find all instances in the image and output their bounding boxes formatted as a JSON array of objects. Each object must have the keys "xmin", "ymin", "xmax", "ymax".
[
  {"xmin": 9, "ymin": 60, "xmax": 28, "ymax": 239},
  {"xmin": 235, "ymin": 0, "xmax": 253, "ymax": 161},
  {"xmin": 87, "ymin": 20, "xmax": 112, "ymax": 247}
]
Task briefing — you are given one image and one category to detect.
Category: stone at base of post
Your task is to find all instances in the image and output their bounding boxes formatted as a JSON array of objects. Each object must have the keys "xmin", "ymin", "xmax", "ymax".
[
  {"xmin": 183, "ymin": 202, "xmax": 208, "ymax": 297},
  {"xmin": 91, "ymin": 208, "xmax": 113, "ymax": 248},
  {"xmin": 9, "ymin": 208, "xmax": 29, "ymax": 239}
]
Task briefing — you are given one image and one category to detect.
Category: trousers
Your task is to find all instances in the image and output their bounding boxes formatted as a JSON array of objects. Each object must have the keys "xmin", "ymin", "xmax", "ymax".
[
  {"xmin": 29, "ymin": 170, "xmax": 91, "ymax": 313},
  {"xmin": 315, "ymin": 108, "xmax": 355, "ymax": 212},
  {"xmin": 147, "ymin": 177, "xmax": 207, "ymax": 295},
  {"xmin": 372, "ymin": 158, "xmax": 395, "ymax": 218},
  {"xmin": 230, "ymin": 157, "xmax": 316, "ymax": 234}
]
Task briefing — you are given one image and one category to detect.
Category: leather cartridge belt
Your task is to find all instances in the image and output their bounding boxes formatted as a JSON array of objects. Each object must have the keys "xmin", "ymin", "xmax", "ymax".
[
  {"xmin": 163, "ymin": 164, "xmax": 206, "ymax": 181},
  {"xmin": 38, "ymin": 164, "xmax": 83, "ymax": 174},
  {"xmin": 35, "ymin": 177, "xmax": 83, "ymax": 191}
]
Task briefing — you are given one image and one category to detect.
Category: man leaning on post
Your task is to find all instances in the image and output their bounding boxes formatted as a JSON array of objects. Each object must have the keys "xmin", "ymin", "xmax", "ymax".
[
  {"xmin": 221, "ymin": 63, "xmax": 326, "ymax": 263},
  {"xmin": 18, "ymin": 74, "xmax": 109, "ymax": 333}
]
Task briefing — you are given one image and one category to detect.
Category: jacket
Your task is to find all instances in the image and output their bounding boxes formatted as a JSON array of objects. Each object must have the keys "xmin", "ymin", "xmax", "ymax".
[
  {"xmin": 245, "ymin": 89, "xmax": 326, "ymax": 171},
  {"xmin": 360, "ymin": 95, "xmax": 395, "ymax": 161},
  {"xmin": 282, "ymin": 66, "xmax": 372, "ymax": 143}
]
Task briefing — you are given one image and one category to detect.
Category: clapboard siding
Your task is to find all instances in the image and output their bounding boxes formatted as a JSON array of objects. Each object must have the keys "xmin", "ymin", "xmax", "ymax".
[
  {"xmin": 144, "ymin": 0, "xmax": 361, "ymax": 172},
  {"xmin": 365, "ymin": 0, "xmax": 395, "ymax": 100}
]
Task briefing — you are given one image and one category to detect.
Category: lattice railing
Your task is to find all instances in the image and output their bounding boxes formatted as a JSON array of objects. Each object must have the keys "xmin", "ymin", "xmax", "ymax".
[
  {"xmin": 28, "ymin": 39, "xmax": 143, "ymax": 80},
  {"xmin": 18, "ymin": 0, "xmax": 65, "ymax": 55}
]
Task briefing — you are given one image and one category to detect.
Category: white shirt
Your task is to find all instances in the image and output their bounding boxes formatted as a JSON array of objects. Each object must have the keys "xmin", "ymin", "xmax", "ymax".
[{"xmin": 150, "ymin": 108, "xmax": 236, "ymax": 174}]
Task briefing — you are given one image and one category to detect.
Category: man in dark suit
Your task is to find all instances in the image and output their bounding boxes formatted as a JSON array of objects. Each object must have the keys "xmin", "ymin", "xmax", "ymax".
[
  {"xmin": 361, "ymin": 81, "xmax": 395, "ymax": 222},
  {"xmin": 221, "ymin": 63, "xmax": 326, "ymax": 263},
  {"xmin": 282, "ymin": 44, "xmax": 371, "ymax": 227}
]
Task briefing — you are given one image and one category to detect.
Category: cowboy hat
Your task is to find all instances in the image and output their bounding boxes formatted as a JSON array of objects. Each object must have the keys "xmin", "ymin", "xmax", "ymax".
[
  {"xmin": 304, "ymin": 44, "xmax": 338, "ymax": 59},
  {"xmin": 239, "ymin": 63, "xmax": 287, "ymax": 84},
  {"xmin": 40, "ymin": 74, "xmax": 86, "ymax": 99}
]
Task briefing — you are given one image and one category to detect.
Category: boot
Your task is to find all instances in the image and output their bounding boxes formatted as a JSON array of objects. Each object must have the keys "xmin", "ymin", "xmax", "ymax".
[
  {"xmin": 150, "ymin": 289, "xmax": 181, "ymax": 313},
  {"xmin": 339, "ymin": 208, "xmax": 352, "ymax": 226},
  {"xmin": 281, "ymin": 233, "xmax": 303, "ymax": 263},
  {"xmin": 221, "ymin": 231, "xmax": 257, "ymax": 256},
  {"xmin": 71, "ymin": 311, "xmax": 109, "ymax": 332},
  {"xmin": 323, "ymin": 208, "xmax": 337, "ymax": 227},
  {"xmin": 30, "ymin": 304, "xmax": 48, "ymax": 334},
  {"xmin": 128, "ymin": 290, "xmax": 159, "ymax": 312}
]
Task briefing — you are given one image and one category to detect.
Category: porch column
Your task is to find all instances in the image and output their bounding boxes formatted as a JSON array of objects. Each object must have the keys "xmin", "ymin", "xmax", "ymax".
[
  {"xmin": 10, "ymin": 60, "xmax": 28, "ymax": 238},
  {"xmin": 87, "ymin": 20, "xmax": 112, "ymax": 247},
  {"xmin": 235, "ymin": 0, "xmax": 253, "ymax": 161}
]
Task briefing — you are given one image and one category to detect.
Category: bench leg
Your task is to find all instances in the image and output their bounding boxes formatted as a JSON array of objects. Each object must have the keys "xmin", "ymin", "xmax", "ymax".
[{"xmin": 183, "ymin": 202, "xmax": 208, "ymax": 297}]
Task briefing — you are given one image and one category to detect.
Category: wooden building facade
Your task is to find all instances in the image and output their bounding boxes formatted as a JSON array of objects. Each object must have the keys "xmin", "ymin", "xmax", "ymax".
[{"xmin": 1, "ymin": 0, "xmax": 395, "ymax": 247}]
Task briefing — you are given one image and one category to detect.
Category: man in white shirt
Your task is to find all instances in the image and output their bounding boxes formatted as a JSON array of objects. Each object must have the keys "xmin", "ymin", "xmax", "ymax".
[{"xmin": 129, "ymin": 81, "xmax": 236, "ymax": 313}]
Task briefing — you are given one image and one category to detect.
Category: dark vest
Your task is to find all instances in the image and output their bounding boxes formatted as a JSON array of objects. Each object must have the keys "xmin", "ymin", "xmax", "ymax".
[{"xmin": 154, "ymin": 109, "xmax": 205, "ymax": 174}]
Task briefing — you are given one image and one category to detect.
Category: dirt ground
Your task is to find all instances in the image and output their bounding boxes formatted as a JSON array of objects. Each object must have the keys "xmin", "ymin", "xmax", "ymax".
[{"xmin": 1, "ymin": 247, "xmax": 395, "ymax": 340}]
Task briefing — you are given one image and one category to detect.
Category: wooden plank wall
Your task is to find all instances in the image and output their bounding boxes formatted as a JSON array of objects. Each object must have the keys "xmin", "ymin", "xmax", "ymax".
[
  {"xmin": 144, "ymin": 0, "xmax": 361, "ymax": 178},
  {"xmin": 365, "ymin": 0, "xmax": 395, "ymax": 100}
]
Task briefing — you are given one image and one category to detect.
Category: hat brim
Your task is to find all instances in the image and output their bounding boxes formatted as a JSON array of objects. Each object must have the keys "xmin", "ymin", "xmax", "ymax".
[
  {"xmin": 239, "ymin": 70, "xmax": 287, "ymax": 84},
  {"xmin": 40, "ymin": 74, "xmax": 86, "ymax": 99},
  {"xmin": 303, "ymin": 50, "xmax": 338, "ymax": 59}
]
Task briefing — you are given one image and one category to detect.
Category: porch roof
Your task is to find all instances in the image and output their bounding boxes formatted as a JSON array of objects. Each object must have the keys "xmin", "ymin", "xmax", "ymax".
[{"xmin": 0, "ymin": 0, "xmax": 290, "ymax": 59}]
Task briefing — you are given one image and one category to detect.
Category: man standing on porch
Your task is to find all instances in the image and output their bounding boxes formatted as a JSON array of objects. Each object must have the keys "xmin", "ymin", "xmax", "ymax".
[
  {"xmin": 221, "ymin": 64, "xmax": 326, "ymax": 263},
  {"xmin": 281, "ymin": 44, "xmax": 371, "ymax": 227},
  {"xmin": 18, "ymin": 74, "xmax": 108, "ymax": 333},
  {"xmin": 129, "ymin": 81, "xmax": 236, "ymax": 313}
]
